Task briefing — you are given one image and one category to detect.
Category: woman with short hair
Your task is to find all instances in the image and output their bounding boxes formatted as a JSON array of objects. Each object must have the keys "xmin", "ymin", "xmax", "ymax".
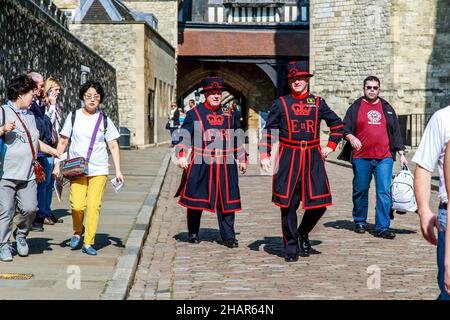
[
  {"xmin": 0, "ymin": 74, "xmax": 60, "ymax": 262},
  {"xmin": 53, "ymin": 80, "xmax": 124, "ymax": 256}
]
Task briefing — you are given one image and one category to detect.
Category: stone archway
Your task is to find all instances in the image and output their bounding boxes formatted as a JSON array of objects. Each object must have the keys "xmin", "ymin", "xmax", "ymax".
[{"xmin": 177, "ymin": 60, "xmax": 276, "ymax": 132}]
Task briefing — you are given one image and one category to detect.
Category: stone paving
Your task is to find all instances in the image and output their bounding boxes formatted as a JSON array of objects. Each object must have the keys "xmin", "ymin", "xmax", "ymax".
[
  {"xmin": 0, "ymin": 146, "xmax": 168, "ymax": 300},
  {"xmin": 129, "ymin": 154, "xmax": 441, "ymax": 300}
]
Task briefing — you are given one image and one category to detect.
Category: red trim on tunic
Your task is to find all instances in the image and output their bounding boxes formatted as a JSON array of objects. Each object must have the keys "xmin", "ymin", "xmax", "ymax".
[
  {"xmin": 314, "ymin": 97, "xmax": 320, "ymax": 140},
  {"xmin": 330, "ymin": 124, "xmax": 344, "ymax": 130},
  {"xmin": 280, "ymin": 96, "xmax": 292, "ymax": 140},
  {"xmin": 193, "ymin": 107, "xmax": 205, "ymax": 134},
  {"xmin": 326, "ymin": 141, "xmax": 338, "ymax": 151},
  {"xmin": 204, "ymin": 102, "xmax": 221, "ymax": 111},
  {"xmin": 179, "ymin": 151, "xmax": 187, "ymax": 158},
  {"xmin": 273, "ymin": 147, "xmax": 296, "ymax": 199},
  {"xmin": 291, "ymin": 91, "xmax": 309, "ymax": 100},
  {"xmin": 272, "ymin": 145, "xmax": 284, "ymax": 196},
  {"xmin": 308, "ymin": 148, "xmax": 331, "ymax": 199},
  {"xmin": 181, "ymin": 157, "xmax": 214, "ymax": 203}
]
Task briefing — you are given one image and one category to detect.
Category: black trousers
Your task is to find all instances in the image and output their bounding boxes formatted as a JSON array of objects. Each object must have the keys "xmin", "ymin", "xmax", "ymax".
[
  {"xmin": 281, "ymin": 180, "xmax": 326, "ymax": 257},
  {"xmin": 187, "ymin": 206, "xmax": 236, "ymax": 241}
]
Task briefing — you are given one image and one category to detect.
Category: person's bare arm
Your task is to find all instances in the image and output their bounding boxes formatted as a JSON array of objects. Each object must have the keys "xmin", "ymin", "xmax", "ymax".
[
  {"xmin": 444, "ymin": 143, "xmax": 450, "ymax": 294},
  {"xmin": 107, "ymin": 139, "xmax": 124, "ymax": 183},
  {"xmin": 415, "ymin": 165, "xmax": 441, "ymax": 245},
  {"xmin": 52, "ymin": 136, "xmax": 69, "ymax": 178}
]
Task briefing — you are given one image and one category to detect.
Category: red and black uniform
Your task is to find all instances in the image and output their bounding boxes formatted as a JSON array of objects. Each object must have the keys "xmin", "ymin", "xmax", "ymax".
[
  {"xmin": 259, "ymin": 91, "xmax": 343, "ymax": 257},
  {"xmin": 175, "ymin": 102, "xmax": 246, "ymax": 241}
]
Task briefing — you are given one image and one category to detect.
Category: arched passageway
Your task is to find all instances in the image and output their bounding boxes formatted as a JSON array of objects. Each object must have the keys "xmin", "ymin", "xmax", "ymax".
[{"xmin": 177, "ymin": 60, "xmax": 276, "ymax": 132}]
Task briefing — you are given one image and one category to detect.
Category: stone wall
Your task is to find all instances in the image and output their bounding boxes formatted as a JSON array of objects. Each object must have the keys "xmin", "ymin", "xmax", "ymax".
[
  {"xmin": 310, "ymin": 0, "xmax": 393, "ymax": 118},
  {"xmin": 123, "ymin": 0, "xmax": 178, "ymax": 49},
  {"xmin": 0, "ymin": 0, "xmax": 118, "ymax": 123},
  {"xmin": 310, "ymin": 0, "xmax": 450, "ymax": 118},
  {"xmin": 70, "ymin": 21, "xmax": 176, "ymax": 147},
  {"xmin": 144, "ymin": 26, "xmax": 177, "ymax": 145},
  {"xmin": 425, "ymin": 0, "xmax": 450, "ymax": 113}
]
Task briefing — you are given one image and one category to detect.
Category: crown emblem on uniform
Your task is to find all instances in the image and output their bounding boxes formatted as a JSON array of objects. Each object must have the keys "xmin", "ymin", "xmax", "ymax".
[
  {"xmin": 212, "ymin": 81, "xmax": 219, "ymax": 88},
  {"xmin": 206, "ymin": 113, "xmax": 224, "ymax": 126},
  {"xmin": 290, "ymin": 68, "xmax": 299, "ymax": 76},
  {"xmin": 291, "ymin": 103, "xmax": 312, "ymax": 116}
]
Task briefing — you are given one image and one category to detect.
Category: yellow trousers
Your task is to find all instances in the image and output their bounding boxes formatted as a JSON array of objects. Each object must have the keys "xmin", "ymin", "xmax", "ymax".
[{"xmin": 69, "ymin": 175, "xmax": 107, "ymax": 246}]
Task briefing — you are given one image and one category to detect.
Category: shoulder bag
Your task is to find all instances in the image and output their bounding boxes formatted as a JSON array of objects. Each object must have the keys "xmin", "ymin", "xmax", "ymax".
[{"xmin": 11, "ymin": 109, "xmax": 46, "ymax": 183}]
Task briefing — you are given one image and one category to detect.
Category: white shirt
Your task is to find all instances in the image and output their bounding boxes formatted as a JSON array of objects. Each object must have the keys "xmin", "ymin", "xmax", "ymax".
[
  {"xmin": 412, "ymin": 106, "xmax": 450, "ymax": 203},
  {"xmin": 60, "ymin": 109, "xmax": 120, "ymax": 176},
  {"xmin": 45, "ymin": 103, "xmax": 63, "ymax": 133}
]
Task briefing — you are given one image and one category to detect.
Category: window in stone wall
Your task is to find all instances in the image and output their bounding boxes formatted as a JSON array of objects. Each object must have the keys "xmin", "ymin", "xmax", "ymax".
[{"xmin": 207, "ymin": 4, "xmax": 308, "ymax": 23}]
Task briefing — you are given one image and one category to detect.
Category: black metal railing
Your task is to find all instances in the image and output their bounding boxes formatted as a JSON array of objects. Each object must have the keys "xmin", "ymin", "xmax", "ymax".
[{"xmin": 398, "ymin": 113, "xmax": 433, "ymax": 148}]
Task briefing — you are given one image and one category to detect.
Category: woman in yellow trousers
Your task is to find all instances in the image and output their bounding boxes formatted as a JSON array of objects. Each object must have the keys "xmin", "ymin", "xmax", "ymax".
[{"xmin": 53, "ymin": 81, "xmax": 124, "ymax": 255}]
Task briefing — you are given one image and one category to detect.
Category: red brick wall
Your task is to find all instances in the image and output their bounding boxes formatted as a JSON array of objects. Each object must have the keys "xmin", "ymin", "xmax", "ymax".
[{"xmin": 178, "ymin": 29, "xmax": 309, "ymax": 57}]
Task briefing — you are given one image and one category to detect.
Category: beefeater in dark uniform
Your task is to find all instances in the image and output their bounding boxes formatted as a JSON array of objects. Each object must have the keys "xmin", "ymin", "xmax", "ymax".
[
  {"xmin": 175, "ymin": 76, "xmax": 247, "ymax": 248},
  {"xmin": 259, "ymin": 61, "xmax": 343, "ymax": 262}
]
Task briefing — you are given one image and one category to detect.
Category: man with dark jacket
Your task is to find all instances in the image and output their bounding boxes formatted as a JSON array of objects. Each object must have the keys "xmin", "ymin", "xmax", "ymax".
[
  {"xmin": 339, "ymin": 75, "xmax": 407, "ymax": 239},
  {"xmin": 27, "ymin": 72, "xmax": 58, "ymax": 232}
]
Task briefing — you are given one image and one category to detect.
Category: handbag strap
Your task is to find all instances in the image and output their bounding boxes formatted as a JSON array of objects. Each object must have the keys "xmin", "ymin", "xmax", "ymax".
[
  {"xmin": 11, "ymin": 109, "xmax": 37, "ymax": 161},
  {"xmin": 86, "ymin": 112, "xmax": 104, "ymax": 162}
]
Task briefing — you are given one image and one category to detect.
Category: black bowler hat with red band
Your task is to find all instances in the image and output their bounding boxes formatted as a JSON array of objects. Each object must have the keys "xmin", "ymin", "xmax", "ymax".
[
  {"xmin": 286, "ymin": 61, "xmax": 314, "ymax": 79},
  {"xmin": 200, "ymin": 76, "xmax": 227, "ymax": 93}
]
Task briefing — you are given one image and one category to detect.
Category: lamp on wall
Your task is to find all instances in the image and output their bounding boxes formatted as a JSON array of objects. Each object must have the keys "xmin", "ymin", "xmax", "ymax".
[
  {"xmin": 80, "ymin": 65, "xmax": 90, "ymax": 85},
  {"xmin": 194, "ymin": 89, "xmax": 200, "ymax": 104}
]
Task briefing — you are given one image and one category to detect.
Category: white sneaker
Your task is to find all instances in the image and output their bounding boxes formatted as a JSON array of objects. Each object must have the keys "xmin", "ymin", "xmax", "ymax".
[
  {"xmin": 15, "ymin": 237, "xmax": 29, "ymax": 257},
  {"xmin": 0, "ymin": 244, "xmax": 13, "ymax": 262}
]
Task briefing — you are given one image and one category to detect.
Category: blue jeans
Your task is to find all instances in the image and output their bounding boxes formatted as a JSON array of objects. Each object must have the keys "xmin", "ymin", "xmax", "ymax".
[
  {"xmin": 36, "ymin": 156, "xmax": 55, "ymax": 219},
  {"xmin": 352, "ymin": 157, "xmax": 393, "ymax": 233},
  {"xmin": 437, "ymin": 206, "xmax": 450, "ymax": 300}
]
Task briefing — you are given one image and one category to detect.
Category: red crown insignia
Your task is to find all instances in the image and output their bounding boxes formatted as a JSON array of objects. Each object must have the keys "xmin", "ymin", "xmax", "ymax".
[
  {"xmin": 291, "ymin": 103, "xmax": 312, "ymax": 116},
  {"xmin": 206, "ymin": 113, "xmax": 224, "ymax": 126},
  {"xmin": 290, "ymin": 68, "xmax": 298, "ymax": 76},
  {"xmin": 211, "ymin": 81, "xmax": 219, "ymax": 88}
]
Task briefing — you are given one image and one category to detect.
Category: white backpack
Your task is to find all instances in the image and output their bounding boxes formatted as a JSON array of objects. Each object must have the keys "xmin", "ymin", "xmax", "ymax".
[{"xmin": 391, "ymin": 165, "xmax": 417, "ymax": 213}]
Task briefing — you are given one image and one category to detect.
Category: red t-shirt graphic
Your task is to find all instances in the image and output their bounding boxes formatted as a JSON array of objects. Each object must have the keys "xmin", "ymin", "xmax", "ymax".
[{"xmin": 353, "ymin": 99, "xmax": 391, "ymax": 159}]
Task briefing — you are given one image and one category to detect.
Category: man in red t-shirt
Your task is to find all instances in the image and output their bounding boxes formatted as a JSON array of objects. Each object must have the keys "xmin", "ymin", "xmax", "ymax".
[{"xmin": 341, "ymin": 76, "xmax": 407, "ymax": 239}]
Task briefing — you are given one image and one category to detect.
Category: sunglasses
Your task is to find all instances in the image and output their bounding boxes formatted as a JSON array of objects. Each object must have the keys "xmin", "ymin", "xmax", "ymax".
[
  {"xmin": 84, "ymin": 94, "xmax": 101, "ymax": 101},
  {"xmin": 365, "ymin": 86, "xmax": 379, "ymax": 90}
]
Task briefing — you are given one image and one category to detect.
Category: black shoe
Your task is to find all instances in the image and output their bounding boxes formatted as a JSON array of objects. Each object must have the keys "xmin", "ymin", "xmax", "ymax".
[
  {"xmin": 354, "ymin": 224, "xmax": 366, "ymax": 234},
  {"xmin": 284, "ymin": 255, "xmax": 298, "ymax": 262},
  {"xmin": 377, "ymin": 230, "xmax": 396, "ymax": 239},
  {"xmin": 30, "ymin": 222, "xmax": 44, "ymax": 232},
  {"xmin": 224, "ymin": 238, "xmax": 239, "ymax": 248},
  {"xmin": 50, "ymin": 213, "xmax": 63, "ymax": 223},
  {"xmin": 188, "ymin": 233, "xmax": 200, "ymax": 244},
  {"xmin": 390, "ymin": 209, "xmax": 395, "ymax": 220},
  {"xmin": 299, "ymin": 234, "xmax": 311, "ymax": 257}
]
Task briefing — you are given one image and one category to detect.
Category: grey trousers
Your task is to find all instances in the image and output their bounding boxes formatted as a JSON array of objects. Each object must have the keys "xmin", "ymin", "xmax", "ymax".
[{"xmin": 0, "ymin": 179, "xmax": 37, "ymax": 245}]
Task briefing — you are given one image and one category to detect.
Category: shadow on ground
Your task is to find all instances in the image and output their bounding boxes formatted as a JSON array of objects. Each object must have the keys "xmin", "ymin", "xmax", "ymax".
[
  {"xmin": 56, "ymin": 233, "xmax": 125, "ymax": 251},
  {"xmin": 248, "ymin": 237, "xmax": 322, "ymax": 258},
  {"xmin": 174, "ymin": 228, "xmax": 242, "ymax": 245},
  {"xmin": 51, "ymin": 208, "xmax": 71, "ymax": 220},
  {"xmin": 323, "ymin": 219, "xmax": 417, "ymax": 237},
  {"xmin": 27, "ymin": 237, "xmax": 57, "ymax": 254}
]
